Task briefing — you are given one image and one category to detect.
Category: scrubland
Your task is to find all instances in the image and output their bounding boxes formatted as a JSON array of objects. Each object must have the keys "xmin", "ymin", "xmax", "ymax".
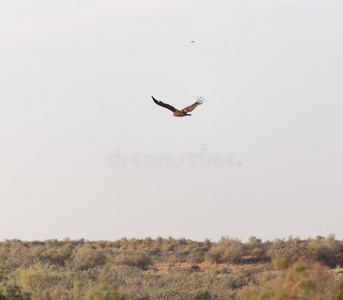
[{"xmin": 1, "ymin": 235, "xmax": 343, "ymax": 299}]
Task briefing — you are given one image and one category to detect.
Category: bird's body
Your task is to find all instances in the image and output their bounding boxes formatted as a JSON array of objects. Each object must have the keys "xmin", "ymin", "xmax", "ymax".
[{"xmin": 151, "ymin": 96, "xmax": 204, "ymax": 117}]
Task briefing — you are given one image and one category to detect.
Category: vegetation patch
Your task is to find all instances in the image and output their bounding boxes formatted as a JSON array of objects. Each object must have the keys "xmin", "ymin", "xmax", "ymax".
[{"xmin": 0, "ymin": 235, "xmax": 343, "ymax": 299}]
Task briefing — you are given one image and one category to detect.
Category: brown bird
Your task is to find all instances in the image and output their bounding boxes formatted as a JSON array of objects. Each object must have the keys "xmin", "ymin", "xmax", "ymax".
[{"xmin": 151, "ymin": 96, "xmax": 204, "ymax": 117}]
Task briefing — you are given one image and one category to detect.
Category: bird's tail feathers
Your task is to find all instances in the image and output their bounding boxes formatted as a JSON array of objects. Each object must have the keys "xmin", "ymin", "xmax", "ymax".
[{"xmin": 196, "ymin": 97, "xmax": 205, "ymax": 104}]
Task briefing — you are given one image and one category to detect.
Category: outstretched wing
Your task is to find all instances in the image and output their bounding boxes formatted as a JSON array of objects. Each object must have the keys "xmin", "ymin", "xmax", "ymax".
[
  {"xmin": 181, "ymin": 97, "xmax": 204, "ymax": 113},
  {"xmin": 151, "ymin": 96, "xmax": 178, "ymax": 112}
]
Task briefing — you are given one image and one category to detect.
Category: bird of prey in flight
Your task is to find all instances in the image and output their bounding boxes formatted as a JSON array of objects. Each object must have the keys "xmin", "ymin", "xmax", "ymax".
[{"xmin": 151, "ymin": 96, "xmax": 204, "ymax": 117}]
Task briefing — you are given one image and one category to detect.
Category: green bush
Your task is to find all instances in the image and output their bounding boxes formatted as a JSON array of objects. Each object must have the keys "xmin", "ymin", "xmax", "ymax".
[{"xmin": 84, "ymin": 265, "xmax": 125, "ymax": 300}]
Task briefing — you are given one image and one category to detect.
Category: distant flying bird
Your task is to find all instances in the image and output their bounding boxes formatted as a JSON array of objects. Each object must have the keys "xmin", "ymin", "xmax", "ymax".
[
  {"xmin": 191, "ymin": 41, "xmax": 195, "ymax": 43},
  {"xmin": 151, "ymin": 96, "xmax": 204, "ymax": 117}
]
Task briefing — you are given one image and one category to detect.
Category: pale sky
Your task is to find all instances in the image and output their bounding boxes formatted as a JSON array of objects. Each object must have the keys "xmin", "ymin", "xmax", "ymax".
[{"xmin": 1, "ymin": 0, "xmax": 343, "ymax": 242}]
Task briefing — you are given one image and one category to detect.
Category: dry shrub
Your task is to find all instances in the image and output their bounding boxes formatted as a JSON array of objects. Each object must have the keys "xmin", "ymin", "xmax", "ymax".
[
  {"xmin": 72, "ymin": 246, "xmax": 107, "ymax": 270},
  {"xmin": 239, "ymin": 261, "xmax": 343, "ymax": 300},
  {"xmin": 206, "ymin": 237, "xmax": 245, "ymax": 264},
  {"xmin": 267, "ymin": 237, "xmax": 309, "ymax": 268},
  {"xmin": 307, "ymin": 235, "xmax": 343, "ymax": 268},
  {"xmin": 115, "ymin": 253, "xmax": 153, "ymax": 271},
  {"xmin": 18, "ymin": 264, "xmax": 64, "ymax": 294}
]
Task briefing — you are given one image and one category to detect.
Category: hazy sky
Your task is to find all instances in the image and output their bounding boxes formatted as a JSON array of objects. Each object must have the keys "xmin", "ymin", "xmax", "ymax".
[{"xmin": 1, "ymin": 0, "xmax": 343, "ymax": 242}]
